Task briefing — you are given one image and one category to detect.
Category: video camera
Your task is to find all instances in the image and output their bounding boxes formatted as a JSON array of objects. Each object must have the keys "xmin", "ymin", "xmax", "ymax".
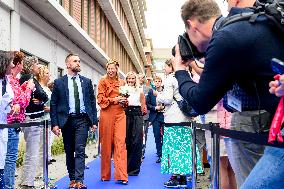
[{"xmin": 172, "ymin": 32, "xmax": 205, "ymax": 61}]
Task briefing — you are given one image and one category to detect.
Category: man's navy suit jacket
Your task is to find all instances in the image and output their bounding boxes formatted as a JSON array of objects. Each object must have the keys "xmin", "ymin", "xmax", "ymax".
[
  {"xmin": 146, "ymin": 89, "xmax": 164, "ymax": 123},
  {"xmin": 50, "ymin": 75, "xmax": 98, "ymax": 129}
]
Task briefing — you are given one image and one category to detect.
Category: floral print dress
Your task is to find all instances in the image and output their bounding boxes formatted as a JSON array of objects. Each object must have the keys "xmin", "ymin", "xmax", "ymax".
[{"xmin": 157, "ymin": 74, "xmax": 203, "ymax": 175}]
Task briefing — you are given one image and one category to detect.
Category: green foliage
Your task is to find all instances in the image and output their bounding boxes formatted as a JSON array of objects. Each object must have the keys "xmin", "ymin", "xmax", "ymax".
[
  {"xmin": 51, "ymin": 136, "xmax": 65, "ymax": 156},
  {"xmin": 16, "ymin": 141, "xmax": 26, "ymax": 167}
]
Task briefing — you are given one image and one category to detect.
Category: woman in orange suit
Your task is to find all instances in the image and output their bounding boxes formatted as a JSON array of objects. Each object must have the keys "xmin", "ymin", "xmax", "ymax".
[{"xmin": 97, "ymin": 60, "xmax": 128, "ymax": 185}]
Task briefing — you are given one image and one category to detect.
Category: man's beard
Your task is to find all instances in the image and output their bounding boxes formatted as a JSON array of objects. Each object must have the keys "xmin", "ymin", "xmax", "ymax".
[{"xmin": 71, "ymin": 66, "xmax": 81, "ymax": 73}]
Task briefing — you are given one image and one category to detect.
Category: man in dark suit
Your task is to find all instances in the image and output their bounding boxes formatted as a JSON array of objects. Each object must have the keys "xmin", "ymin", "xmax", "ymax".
[
  {"xmin": 50, "ymin": 53, "xmax": 97, "ymax": 189},
  {"xmin": 146, "ymin": 76, "xmax": 164, "ymax": 163}
]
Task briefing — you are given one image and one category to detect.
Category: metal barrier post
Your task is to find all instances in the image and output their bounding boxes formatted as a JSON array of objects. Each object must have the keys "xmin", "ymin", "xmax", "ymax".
[
  {"xmin": 191, "ymin": 122, "xmax": 197, "ymax": 189},
  {"xmin": 43, "ymin": 120, "xmax": 49, "ymax": 189},
  {"xmin": 211, "ymin": 123, "xmax": 220, "ymax": 189}
]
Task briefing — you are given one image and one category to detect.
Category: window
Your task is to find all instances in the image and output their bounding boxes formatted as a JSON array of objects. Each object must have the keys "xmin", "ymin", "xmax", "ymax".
[
  {"xmin": 57, "ymin": 67, "xmax": 64, "ymax": 78},
  {"xmin": 20, "ymin": 49, "xmax": 49, "ymax": 66},
  {"xmin": 93, "ymin": 84, "xmax": 97, "ymax": 96}
]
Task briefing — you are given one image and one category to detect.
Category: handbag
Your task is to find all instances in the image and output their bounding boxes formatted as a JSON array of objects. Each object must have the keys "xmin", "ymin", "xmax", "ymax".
[{"xmin": 173, "ymin": 96, "xmax": 198, "ymax": 117}]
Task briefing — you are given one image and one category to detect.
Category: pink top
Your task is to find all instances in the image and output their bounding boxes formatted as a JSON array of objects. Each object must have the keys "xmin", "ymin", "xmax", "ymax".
[
  {"xmin": 7, "ymin": 75, "xmax": 33, "ymax": 124},
  {"xmin": 217, "ymin": 100, "xmax": 232, "ymax": 130}
]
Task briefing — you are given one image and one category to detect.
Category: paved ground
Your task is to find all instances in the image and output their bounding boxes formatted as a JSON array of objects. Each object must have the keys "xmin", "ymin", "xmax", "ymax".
[
  {"xmin": 15, "ymin": 141, "xmax": 99, "ymax": 189},
  {"xmin": 15, "ymin": 141, "xmax": 210, "ymax": 189}
]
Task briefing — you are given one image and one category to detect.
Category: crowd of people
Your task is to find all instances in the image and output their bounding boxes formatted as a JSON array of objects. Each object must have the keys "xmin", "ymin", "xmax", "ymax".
[
  {"xmin": 1, "ymin": 0, "xmax": 284, "ymax": 189},
  {"xmin": 0, "ymin": 51, "xmax": 56, "ymax": 189}
]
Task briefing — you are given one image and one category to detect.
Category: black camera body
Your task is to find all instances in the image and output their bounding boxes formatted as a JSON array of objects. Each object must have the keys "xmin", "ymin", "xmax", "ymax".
[{"xmin": 172, "ymin": 32, "xmax": 205, "ymax": 61}]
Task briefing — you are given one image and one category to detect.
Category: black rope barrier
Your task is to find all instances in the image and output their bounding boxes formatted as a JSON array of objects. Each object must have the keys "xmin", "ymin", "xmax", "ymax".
[{"xmin": 164, "ymin": 122, "xmax": 284, "ymax": 148}]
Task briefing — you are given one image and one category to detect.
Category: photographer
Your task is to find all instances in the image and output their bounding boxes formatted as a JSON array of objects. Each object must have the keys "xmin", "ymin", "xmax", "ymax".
[
  {"xmin": 172, "ymin": 0, "xmax": 284, "ymax": 188},
  {"xmin": 180, "ymin": 0, "xmax": 266, "ymax": 187}
]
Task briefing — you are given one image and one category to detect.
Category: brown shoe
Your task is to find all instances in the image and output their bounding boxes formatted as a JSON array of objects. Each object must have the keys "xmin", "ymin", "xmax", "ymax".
[
  {"xmin": 69, "ymin": 180, "xmax": 76, "ymax": 189},
  {"xmin": 75, "ymin": 181, "xmax": 87, "ymax": 189}
]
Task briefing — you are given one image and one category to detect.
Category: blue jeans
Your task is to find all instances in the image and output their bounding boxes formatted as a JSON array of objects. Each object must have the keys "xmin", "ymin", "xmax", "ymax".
[
  {"xmin": 0, "ymin": 169, "xmax": 4, "ymax": 189},
  {"xmin": 241, "ymin": 129, "xmax": 284, "ymax": 189},
  {"xmin": 227, "ymin": 111, "xmax": 265, "ymax": 188},
  {"xmin": 4, "ymin": 128, "xmax": 19, "ymax": 189},
  {"xmin": 152, "ymin": 120, "xmax": 163, "ymax": 157}
]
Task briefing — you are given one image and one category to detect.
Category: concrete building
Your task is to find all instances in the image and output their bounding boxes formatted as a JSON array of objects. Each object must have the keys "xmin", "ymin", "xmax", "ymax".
[
  {"xmin": 0, "ymin": 0, "xmax": 148, "ymax": 85},
  {"xmin": 144, "ymin": 36, "xmax": 154, "ymax": 86},
  {"xmin": 152, "ymin": 48, "xmax": 171, "ymax": 82}
]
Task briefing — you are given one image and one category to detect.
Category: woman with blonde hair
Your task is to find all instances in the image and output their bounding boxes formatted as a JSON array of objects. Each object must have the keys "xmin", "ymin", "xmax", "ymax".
[
  {"xmin": 97, "ymin": 60, "xmax": 128, "ymax": 185},
  {"xmin": 35, "ymin": 65, "xmax": 56, "ymax": 178},
  {"xmin": 124, "ymin": 71, "xmax": 146, "ymax": 176},
  {"xmin": 20, "ymin": 56, "xmax": 48, "ymax": 188}
]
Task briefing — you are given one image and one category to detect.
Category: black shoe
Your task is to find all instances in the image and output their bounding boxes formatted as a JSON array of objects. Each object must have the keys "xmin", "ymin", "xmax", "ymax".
[
  {"xmin": 128, "ymin": 170, "xmax": 139, "ymax": 176},
  {"xmin": 20, "ymin": 185, "xmax": 36, "ymax": 189},
  {"xmin": 179, "ymin": 175, "xmax": 187, "ymax": 188},
  {"xmin": 116, "ymin": 180, "xmax": 128, "ymax": 185},
  {"xmin": 101, "ymin": 179, "xmax": 110, "ymax": 182},
  {"xmin": 156, "ymin": 157, "xmax": 161, "ymax": 163},
  {"xmin": 164, "ymin": 176, "xmax": 177, "ymax": 186},
  {"xmin": 164, "ymin": 179, "xmax": 179, "ymax": 188},
  {"xmin": 50, "ymin": 159, "xmax": 56, "ymax": 163},
  {"xmin": 93, "ymin": 154, "xmax": 99, "ymax": 158},
  {"xmin": 198, "ymin": 171, "xmax": 205, "ymax": 176},
  {"xmin": 203, "ymin": 162, "xmax": 210, "ymax": 168}
]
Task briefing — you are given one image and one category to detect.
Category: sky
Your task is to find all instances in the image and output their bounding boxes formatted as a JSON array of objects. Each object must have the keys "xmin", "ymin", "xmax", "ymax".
[{"xmin": 144, "ymin": 0, "xmax": 228, "ymax": 48}]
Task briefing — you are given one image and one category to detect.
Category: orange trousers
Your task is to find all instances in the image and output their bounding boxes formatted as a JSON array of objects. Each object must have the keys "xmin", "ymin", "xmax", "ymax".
[{"xmin": 99, "ymin": 105, "xmax": 128, "ymax": 181}]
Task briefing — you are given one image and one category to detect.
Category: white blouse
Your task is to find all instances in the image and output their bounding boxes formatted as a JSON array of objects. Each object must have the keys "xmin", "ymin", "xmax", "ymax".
[
  {"xmin": 157, "ymin": 73, "xmax": 191, "ymax": 123},
  {"xmin": 0, "ymin": 78, "xmax": 14, "ymax": 169},
  {"xmin": 128, "ymin": 87, "xmax": 142, "ymax": 106}
]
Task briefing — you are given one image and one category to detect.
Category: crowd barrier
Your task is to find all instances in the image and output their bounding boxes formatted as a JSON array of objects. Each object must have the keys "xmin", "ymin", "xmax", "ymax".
[
  {"xmin": 165, "ymin": 122, "xmax": 284, "ymax": 189},
  {"xmin": 0, "ymin": 120, "xmax": 55, "ymax": 189},
  {"xmin": 1, "ymin": 120, "xmax": 284, "ymax": 189}
]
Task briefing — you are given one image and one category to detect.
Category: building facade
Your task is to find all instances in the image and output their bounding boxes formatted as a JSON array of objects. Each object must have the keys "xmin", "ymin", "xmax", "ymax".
[
  {"xmin": 152, "ymin": 48, "xmax": 171, "ymax": 82},
  {"xmin": 0, "ymin": 0, "xmax": 147, "ymax": 85}
]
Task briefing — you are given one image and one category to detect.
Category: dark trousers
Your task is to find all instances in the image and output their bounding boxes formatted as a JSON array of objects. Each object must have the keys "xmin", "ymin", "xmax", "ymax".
[
  {"xmin": 62, "ymin": 115, "xmax": 90, "ymax": 182},
  {"xmin": 142, "ymin": 120, "xmax": 149, "ymax": 156},
  {"xmin": 125, "ymin": 107, "xmax": 143, "ymax": 175},
  {"xmin": 152, "ymin": 120, "xmax": 163, "ymax": 157}
]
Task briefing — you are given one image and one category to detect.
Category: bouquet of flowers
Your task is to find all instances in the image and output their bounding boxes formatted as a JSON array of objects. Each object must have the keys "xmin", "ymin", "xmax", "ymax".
[{"xmin": 119, "ymin": 85, "xmax": 133, "ymax": 98}]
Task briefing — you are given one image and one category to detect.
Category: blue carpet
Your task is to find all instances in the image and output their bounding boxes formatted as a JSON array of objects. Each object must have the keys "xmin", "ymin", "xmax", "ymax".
[{"xmin": 55, "ymin": 127, "xmax": 172, "ymax": 189}]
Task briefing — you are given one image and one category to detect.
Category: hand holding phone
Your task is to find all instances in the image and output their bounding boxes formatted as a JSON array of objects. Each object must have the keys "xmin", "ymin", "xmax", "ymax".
[{"xmin": 271, "ymin": 58, "xmax": 284, "ymax": 74}]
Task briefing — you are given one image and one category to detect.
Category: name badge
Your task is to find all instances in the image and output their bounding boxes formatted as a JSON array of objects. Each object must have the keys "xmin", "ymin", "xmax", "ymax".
[{"xmin": 227, "ymin": 94, "xmax": 242, "ymax": 112}]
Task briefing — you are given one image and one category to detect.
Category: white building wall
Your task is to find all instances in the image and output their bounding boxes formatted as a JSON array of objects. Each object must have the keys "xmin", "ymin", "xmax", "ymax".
[
  {"xmin": 0, "ymin": 4, "xmax": 11, "ymax": 50},
  {"xmin": 1, "ymin": 0, "xmax": 105, "ymax": 97},
  {"xmin": 18, "ymin": 2, "xmax": 105, "ymax": 84}
]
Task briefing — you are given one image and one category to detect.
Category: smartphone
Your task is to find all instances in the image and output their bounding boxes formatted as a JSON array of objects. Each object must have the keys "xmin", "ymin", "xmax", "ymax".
[{"xmin": 271, "ymin": 58, "xmax": 284, "ymax": 74}]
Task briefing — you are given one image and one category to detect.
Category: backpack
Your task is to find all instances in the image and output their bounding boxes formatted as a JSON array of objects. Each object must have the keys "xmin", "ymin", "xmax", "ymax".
[
  {"xmin": 215, "ymin": 0, "xmax": 284, "ymax": 32},
  {"xmin": 173, "ymin": 96, "xmax": 199, "ymax": 118}
]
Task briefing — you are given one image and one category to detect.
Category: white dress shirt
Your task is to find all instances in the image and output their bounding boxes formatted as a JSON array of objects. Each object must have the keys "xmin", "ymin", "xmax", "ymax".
[{"xmin": 67, "ymin": 74, "xmax": 86, "ymax": 114}]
